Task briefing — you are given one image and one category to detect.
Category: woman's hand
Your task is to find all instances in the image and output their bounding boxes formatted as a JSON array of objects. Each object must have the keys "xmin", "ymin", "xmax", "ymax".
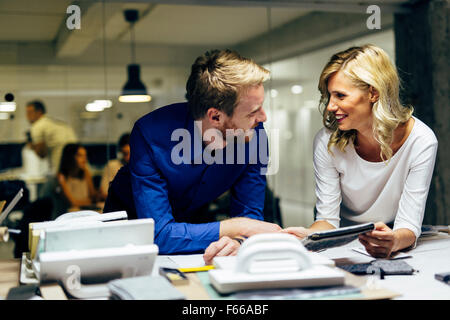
[
  {"xmin": 279, "ymin": 227, "xmax": 313, "ymax": 240},
  {"xmin": 358, "ymin": 222, "xmax": 399, "ymax": 258}
]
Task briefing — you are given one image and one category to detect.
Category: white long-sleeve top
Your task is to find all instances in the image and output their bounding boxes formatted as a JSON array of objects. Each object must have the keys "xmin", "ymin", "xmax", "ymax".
[{"xmin": 313, "ymin": 116, "xmax": 438, "ymax": 239}]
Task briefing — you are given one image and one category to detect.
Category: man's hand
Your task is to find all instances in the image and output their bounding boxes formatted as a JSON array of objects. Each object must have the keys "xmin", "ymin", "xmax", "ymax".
[
  {"xmin": 220, "ymin": 217, "xmax": 281, "ymax": 239},
  {"xmin": 30, "ymin": 141, "xmax": 47, "ymax": 158},
  {"xmin": 279, "ymin": 226, "xmax": 313, "ymax": 240},
  {"xmin": 203, "ymin": 236, "xmax": 241, "ymax": 265},
  {"xmin": 358, "ymin": 221, "xmax": 399, "ymax": 258}
]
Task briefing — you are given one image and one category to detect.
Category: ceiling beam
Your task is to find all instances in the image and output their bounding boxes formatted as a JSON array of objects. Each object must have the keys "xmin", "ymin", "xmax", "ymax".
[
  {"xmin": 235, "ymin": 11, "xmax": 394, "ymax": 65},
  {"xmin": 0, "ymin": 41, "xmax": 210, "ymax": 67},
  {"xmin": 100, "ymin": 0, "xmax": 413, "ymax": 14},
  {"xmin": 54, "ymin": 1, "xmax": 129, "ymax": 58}
]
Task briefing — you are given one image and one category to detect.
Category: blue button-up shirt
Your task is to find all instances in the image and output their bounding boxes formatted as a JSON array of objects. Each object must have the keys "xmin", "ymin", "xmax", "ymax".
[{"xmin": 129, "ymin": 102, "xmax": 267, "ymax": 254}]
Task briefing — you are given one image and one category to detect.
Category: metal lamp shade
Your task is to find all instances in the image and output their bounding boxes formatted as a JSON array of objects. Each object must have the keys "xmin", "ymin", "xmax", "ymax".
[{"xmin": 119, "ymin": 64, "xmax": 151, "ymax": 103}]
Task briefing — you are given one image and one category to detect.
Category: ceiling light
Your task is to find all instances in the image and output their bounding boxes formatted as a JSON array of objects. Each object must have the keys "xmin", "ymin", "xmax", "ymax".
[
  {"xmin": 0, "ymin": 102, "xmax": 16, "ymax": 112},
  {"xmin": 270, "ymin": 89, "xmax": 278, "ymax": 98},
  {"xmin": 0, "ymin": 112, "xmax": 10, "ymax": 120},
  {"xmin": 93, "ymin": 100, "xmax": 113, "ymax": 108},
  {"xmin": 118, "ymin": 94, "xmax": 151, "ymax": 103},
  {"xmin": 291, "ymin": 85, "xmax": 303, "ymax": 94},
  {"xmin": 119, "ymin": 9, "xmax": 151, "ymax": 103},
  {"xmin": 85, "ymin": 102, "xmax": 104, "ymax": 112}
]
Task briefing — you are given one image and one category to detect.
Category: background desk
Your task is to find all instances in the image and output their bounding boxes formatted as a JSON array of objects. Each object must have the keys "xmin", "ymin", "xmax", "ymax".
[{"xmin": 0, "ymin": 259, "xmax": 19, "ymax": 298}]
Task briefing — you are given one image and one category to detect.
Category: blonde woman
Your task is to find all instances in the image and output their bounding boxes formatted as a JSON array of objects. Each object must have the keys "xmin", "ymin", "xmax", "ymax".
[{"xmin": 282, "ymin": 45, "xmax": 438, "ymax": 258}]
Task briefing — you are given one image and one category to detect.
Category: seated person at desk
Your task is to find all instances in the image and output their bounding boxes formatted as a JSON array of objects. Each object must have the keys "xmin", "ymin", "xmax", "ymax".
[
  {"xmin": 104, "ymin": 49, "xmax": 281, "ymax": 259},
  {"xmin": 99, "ymin": 133, "xmax": 130, "ymax": 201},
  {"xmin": 57, "ymin": 143, "xmax": 102, "ymax": 212},
  {"xmin": 282, "ymin": 45, "xmax": 438, "ymax": 258}
]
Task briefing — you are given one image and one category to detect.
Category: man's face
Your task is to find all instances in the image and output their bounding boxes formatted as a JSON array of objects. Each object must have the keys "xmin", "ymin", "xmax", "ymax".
[
  {"xmin": 221, "ymin": 84, "xmax": 267, "ymax": 142},
  {"xmin": 120, "ymin": 144, "xmax": 130, "ymax": 164},
  {"xmin": 26, "ymin": 105, "xmax": 42, "ymax": 124}
]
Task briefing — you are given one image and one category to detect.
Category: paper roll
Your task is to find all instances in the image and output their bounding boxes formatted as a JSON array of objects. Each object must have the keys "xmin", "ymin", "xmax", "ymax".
[{"xmin": 0, "ymin": 227, "xmax": 9, "ymax": 242}]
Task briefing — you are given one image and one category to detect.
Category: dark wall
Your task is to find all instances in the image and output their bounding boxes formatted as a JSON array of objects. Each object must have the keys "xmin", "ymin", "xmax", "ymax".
[
  {"xmin": 394, "ymin": 0, "xmax": 449, "ymax": 225},
  {"xmin": 0, "ymin": 143, "xmax": 24, "ymax": 171}
]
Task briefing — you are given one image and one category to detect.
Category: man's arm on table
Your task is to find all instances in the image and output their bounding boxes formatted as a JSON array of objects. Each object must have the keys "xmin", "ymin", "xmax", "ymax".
[{"xmin": 203, "ymin": 144, "xmax": 281, "ymax": 264}]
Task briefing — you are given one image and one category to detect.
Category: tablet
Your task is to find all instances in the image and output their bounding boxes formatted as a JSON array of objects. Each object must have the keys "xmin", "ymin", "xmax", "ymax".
[{"xmin": 302, "ymin": 222, "xmax": 375, "ymax": 251}]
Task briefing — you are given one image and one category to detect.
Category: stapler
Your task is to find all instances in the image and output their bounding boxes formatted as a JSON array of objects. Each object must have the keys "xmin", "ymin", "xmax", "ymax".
[{"xmin": 208, "ymin": 233, "xmax": 345, "ymax": 294}]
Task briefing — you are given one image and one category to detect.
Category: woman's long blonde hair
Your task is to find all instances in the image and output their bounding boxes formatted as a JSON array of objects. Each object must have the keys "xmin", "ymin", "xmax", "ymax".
[{"xmin": 318, "ymin": 44, "xmax": 413, "ymax": 162}]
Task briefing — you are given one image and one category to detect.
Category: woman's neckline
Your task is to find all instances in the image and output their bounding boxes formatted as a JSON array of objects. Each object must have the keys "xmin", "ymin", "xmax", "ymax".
[{"xmin": 351, "ymin": 117, "xmax": 417, "ymax": 165}]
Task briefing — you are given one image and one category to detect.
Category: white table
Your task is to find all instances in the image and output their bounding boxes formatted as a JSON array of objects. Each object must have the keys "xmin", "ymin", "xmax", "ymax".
[
  {"xmin": 320, "ymin": 233, "xmax": 450, "ymax": 300},
  {"xmin": 155, "ymin": 234, "xmax": 450, "ymax": 300}
]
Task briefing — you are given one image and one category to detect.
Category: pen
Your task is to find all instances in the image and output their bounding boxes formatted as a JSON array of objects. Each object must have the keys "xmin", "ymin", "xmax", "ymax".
[{"xmin": 178, "ymin": 265, "xmax": 215, "ymax": 273}]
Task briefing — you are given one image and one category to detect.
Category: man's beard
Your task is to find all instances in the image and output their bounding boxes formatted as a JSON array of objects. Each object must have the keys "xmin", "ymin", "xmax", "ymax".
[{"xmin": 220, "ymin": 119, "xmax": 256, "ymax": 144}]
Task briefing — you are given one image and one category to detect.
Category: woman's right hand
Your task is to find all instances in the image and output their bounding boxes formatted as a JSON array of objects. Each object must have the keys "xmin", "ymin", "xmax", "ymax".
[{"xmin": 279, "ymin": 227, "xmax": 313, "ymax": 240}]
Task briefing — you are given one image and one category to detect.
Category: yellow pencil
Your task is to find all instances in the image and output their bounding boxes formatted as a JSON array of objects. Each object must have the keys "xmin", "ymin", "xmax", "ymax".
[{"xmin": 178, "ymin": 265, "xmax": 215, "ymax": 273}]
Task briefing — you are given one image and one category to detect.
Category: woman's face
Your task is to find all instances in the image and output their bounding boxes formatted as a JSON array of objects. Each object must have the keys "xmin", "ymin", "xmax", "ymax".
[
  {"xmin": 326, "ymin": 70, "xmax": 373, "ymax": 133},
  {"xmin": 75, "ymin": 147, "xmax": 88, "ymax": 170}
]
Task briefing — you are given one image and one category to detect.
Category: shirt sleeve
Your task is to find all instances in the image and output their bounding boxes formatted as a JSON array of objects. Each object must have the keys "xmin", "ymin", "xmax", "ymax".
[
  {"xmin": 393, "ymin": 138, "xmax": 438, "ymax": 241},
  {"xmin": 313, "ymin": 129, "xmax": 342, "ymax": 228},
  {"xmin": 129, "ymin": 123, "xmax": 220, "ymax": 254}
]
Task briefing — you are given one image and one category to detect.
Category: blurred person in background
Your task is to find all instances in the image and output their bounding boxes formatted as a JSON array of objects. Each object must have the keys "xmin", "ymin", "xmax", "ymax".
[
  {"xmin": 26, "ymin": 100, "xmax": 78, "ymax": 175},
  {"xmin": 57, "ymin": 143, "xmax": 102, "ymax": 212},
  {"xmin": 99, "ymin": 133, "xmax": 130, "ymax": 201}
]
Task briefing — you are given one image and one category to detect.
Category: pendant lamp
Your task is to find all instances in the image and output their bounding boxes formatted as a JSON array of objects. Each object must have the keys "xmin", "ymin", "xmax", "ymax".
[{"xmin": 119, "ymin": 9, "xmax": 151, "ymax": 103}]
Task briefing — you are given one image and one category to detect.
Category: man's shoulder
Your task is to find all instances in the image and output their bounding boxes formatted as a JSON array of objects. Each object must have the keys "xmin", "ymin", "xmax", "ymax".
[
  {"xmin": 136, "ymin": 102, "xmax": 189, "ymax": 131},
  {"xmin": 30, "ymin": 116, "xmax": 51, "ymax": 138},
  {"xmin": 31, "ymin": 115, "xmax": 49, "ymax": 129}
]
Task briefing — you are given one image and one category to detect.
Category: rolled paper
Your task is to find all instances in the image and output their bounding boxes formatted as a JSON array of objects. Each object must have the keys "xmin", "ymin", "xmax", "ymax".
[{"xmin": 0, "ymin": 227, "xmax": 9, "ymax": 242}]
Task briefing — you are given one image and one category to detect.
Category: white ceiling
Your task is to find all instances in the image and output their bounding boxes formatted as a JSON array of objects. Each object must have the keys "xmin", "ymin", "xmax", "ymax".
[
  {"xmin": 123, "ymin": 5, "xmax": 309, "ymax": 45},
  {"xmin": 0, "ymin": 0, "xmax": 71, "ymax": 41},
  {"xmin": 0, "ymin": 0, "xmax": 308, "ymax": 45},
  {"xmin": 0, "ymin": 0, "xmax": 411, "ymax": 55}
]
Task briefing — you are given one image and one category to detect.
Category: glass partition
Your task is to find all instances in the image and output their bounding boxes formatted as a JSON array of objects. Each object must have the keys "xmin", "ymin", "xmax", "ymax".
[{"xmin": 0, "ymin": 0, "xmax": 395, "ymax": 259}]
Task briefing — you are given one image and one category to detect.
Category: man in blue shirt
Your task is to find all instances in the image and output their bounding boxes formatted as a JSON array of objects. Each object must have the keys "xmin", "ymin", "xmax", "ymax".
[{"xmin": 104, "ymin": 49, "xmax": 280, "ymax": 262}]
